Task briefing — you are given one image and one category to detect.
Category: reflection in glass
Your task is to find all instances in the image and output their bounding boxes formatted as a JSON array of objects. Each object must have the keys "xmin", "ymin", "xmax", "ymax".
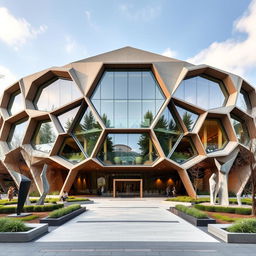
[
  {"xmin": 7, "ymin": 118, "xmax": 28, "ymax": 149},
  {"xmin": 198, "ymin": 119, "xmax": 228, "ymax": 153},
  {"xmin": 73, "ymin": 108, "xmax": 102, "ymax": 156},
  {"xmin": 174, "ymin": 75, "xmax": 227, "ymax": 110},
  {"xmin": 35, "ymin": 78, "xmax": 82, "ymax": 111},
  {"xmin": 175, "ymin": 105, "xmax": 199, "ymax": 131},
  {"xmin": 231, "ymin": 115, "xmax": 250, "ymax": 145},
  {"xmin": 170, "ymin": 137, "xmax": 197, "ymax": 164},
  {"xmin": 57, "ymin": 106, "xmax": 80, "ymax": 132},
  {"xmin": 59, "ymin": 136, "xmax": 86, "ymax": 164},
  {"xmin": 91, "ymin": 70, "xmax": 165, "ymax": 128},
  {"xmin": 31, "ymin": 121, "xmax": 57, "ymax": 152},
  {"xmin": 7, "ymin": 90, "xmax": 23, "ymax": 116},
  {"xmin": 97, "ymin": 133, "xmax": 159, "ymax": 165},
  {"xmin": 237, "ymin": 89, "xmax": 251, "ymax": 112},
  {"xmin": 154, "ymin": 108, "xmax": 182, "ymax": 156}
]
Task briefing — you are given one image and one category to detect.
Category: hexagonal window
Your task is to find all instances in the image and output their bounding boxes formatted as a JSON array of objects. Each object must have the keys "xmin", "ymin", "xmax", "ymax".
[
  {"xmin": 7, "ymin": 118, "xmax": 29, "ymax": 149},
  {"xmin": 237, "ymin": 89, "xmax": 251, "ymax": 113},
  {"xmin": 91, "ymin": 70, "xmax": 165, "ymax": 128},
  {"xmin": 7, "ymin": 90, "xmax": 23, "ymax": 116},
  {"xmin": 72, "ymin": 108, "xmax": 102, "ymax": 156},
  {"xmin": 154, "ymin": 107, "xmax": 182, "ymax": 156},
  {"xmin": 34, "ymin": 78, "xmax": 82, "ymax": 112},
  {"xmin": 231, "ymin": 114, "xmax": 250, "ymax": 146},
  {"xmin": 31, "ymin": 120, "xmax": 57, "ymax": 153},
  {"xmin": 170, "ymin": 136, "xmax": 197, "ymax": 164},
  {"xmin": 174, "ymin": 75, "xmax": 228, "ymax": 110},
  {"xmin": 97, "ymin": 133, "xmax": 159, "ymax": 166},
  {"xmin": 174, "ymin": 104, "xmax": 199, "ymax": 132},
  {"xmin": 59, "ymin": 136, "xmax": 86, "ymax": 164},
  {"xmin": 57, "ymin": 105, "xmax": 80, "ymax": 132},
  {"xmin": 198, "ymin": 119, "xmax": 228, "ymax": 153}
]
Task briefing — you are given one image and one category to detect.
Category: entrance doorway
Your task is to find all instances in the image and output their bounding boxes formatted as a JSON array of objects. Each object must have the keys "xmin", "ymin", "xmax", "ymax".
[{"xmin": 113, "ymin": 179, "xmax": 143, "ymax": 198}]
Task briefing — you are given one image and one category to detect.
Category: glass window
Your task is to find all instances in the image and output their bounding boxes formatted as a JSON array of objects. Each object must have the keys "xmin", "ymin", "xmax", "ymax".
[
  {"xmin": 34, "ymin": 78, "xmax": 82, "ymax": 111},
  {"xmin": 237, "ymin": 89, "xmax": 251, "ymax": 113},
  {"xmin": 31, "ymin": 120, "xmax": 57, "ymax": 152},
  {"xmin": 154, "ymin": 108, "xmax": 182, "ymax": 156},
  {"xmin": 170, "ymin": 137, "xmax": 197, "ymax": 164},
  {"xmin": 59, "ymin": 136, "xmax": 86, "ymax": 164},
  {"xmin": 198, "ymin": 119, "xmax": 228, "ymax": 153},
  {"xmin": 175, "ymin": 104, "xmax": 199, "ymax": 131},
  {"xmin": 7, "ymin": 118, "xmax": 28, "ymax": 149},
  {"xmin": 97, "ymin": 133, "xmax": 159, "ymax": 165},
  {"xmin": 174, "ymin": 75, "xmax": 227, "ymax": 110},
  {"xmin": 72, "ymin": 108, "xmax": 102, "ymax": 156},
  {"xmin": 91, "ymin": 70, "xmax": 165, "ymax": 128},
  {"xmin": 7, "ymin": 90, "xmax": 23, "ymax": 116},
  {"xmin": 57, "ymin": 105, "xmax": 80, "ymax": 132},
  {"xmin": 231, "ymin": 115, "xmax": 250, "ymax": 145}
]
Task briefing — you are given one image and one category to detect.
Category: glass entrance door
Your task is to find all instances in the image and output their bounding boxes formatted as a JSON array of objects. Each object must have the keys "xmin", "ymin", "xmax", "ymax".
[{"xmin": 113, "ymin": 179, "xmax": 143, "ymax": 198}]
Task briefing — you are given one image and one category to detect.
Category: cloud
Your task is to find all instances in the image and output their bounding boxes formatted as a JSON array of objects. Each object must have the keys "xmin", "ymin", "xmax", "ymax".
[
  {"xmin": 85, "ymin": 10, "xmax": 98, "ymax": 30},
  {"xmin": 187, "ymin": 0, "xmax": 256, "ymax": 80},
  {"xmin": 119, "ymin": 4, "xmax": 161, "ymax": 22},
  {"xmin": 0, "ymin": 7, "xmax": 47, "ymax": 50},
  {"xmin": 162, "ymin": 48, "xmax": 177, "ymax": 58},
  {"xmin": 0, "ymin": 65, "xmax": 17, "ymax": 96},
  {"xmin": 65, "ymin": 36, "xmax": 77, "ymax": 54}
]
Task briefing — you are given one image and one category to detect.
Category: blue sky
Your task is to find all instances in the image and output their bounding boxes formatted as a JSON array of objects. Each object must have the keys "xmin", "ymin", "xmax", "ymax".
[{"xmin": 0, "ymin": 0, "xmax": 255, "ymax": 95}]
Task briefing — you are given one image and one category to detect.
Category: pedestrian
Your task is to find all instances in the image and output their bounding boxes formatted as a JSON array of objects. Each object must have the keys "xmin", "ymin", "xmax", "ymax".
[
  {"xmin": 166, "ymin": 185, "xmax": 171, "ymax": 197},
  {"xmin": 7, "ymin": 186, "xmax": 14, "ymax": 201},
  {"xmin": 61, "ymin": 191, "xmax": 68, "ymax": 201},
  {"xmin": 172, "ymin": 186, "xmax": 176, "ymax": 197}
]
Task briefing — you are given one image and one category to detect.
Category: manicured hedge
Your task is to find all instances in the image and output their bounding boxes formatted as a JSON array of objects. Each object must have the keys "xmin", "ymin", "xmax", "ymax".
[
  {"xmin": 66, "ymin": 198, "xmax": 90, "ymax": 202},
  {"xmin": 194, "ymin": 204, "xmax": 252, "ymax": 215},
  {"xmin": 0, "ymin": 204, "xmax": 64, "ymax": 214},
  {"xmin": 227, "ymin": 218, "xmax": 256, "ymax": 233},
  {"xmin": 0, "ymin": 218, "xmax": 29, "ymax": 232},
  {"xmin": 48, "ymin": 204, "xmax": 81, "ymax": 218},
  {"xmin": 212, "ymin": 213, "xmax": 241, "ymax": 223},
  {"xmin": 175, "ymin": 204, "xmax": 208, "ymax": 219},
  {"xmin": 166, "ymin": 196, "xmax": 210, "ymax": 203}
]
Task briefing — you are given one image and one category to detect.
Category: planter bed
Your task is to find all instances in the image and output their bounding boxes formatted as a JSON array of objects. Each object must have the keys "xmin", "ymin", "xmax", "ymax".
[
  {"xmin": 169, "ymin": 207, "xmax": 216, "ymax": 226},
  {"xmin": 40, "ymin": 207, "xmax": 86, "ymax": 226},
  {"xmin": 0, "ymin": 223, "xmax": 48, "ymax": 242},
  {"xmin": 208, "ymin": 224, "xmax": 256, "ymax": 243},
  {"xmin": 65, "ymin": 200, "xmax": 94, "ymax": 206}
]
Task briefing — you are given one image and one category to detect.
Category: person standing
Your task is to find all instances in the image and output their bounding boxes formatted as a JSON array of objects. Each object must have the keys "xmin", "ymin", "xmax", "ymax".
[{"xmin": 7, "ymin": 186, "xmax": 14, "ymax": 201}]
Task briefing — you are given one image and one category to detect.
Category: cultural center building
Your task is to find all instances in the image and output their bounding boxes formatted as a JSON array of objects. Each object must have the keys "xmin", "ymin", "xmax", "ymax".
[{"xmin": 0, "ymin": 47, "xmax": 255, "ymax": 198}]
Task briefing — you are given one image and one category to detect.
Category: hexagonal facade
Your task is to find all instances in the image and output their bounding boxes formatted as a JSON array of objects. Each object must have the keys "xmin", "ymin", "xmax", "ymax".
[{"xmin": 0, "ymin": 47, "xmax": 255, "ymax": 198}]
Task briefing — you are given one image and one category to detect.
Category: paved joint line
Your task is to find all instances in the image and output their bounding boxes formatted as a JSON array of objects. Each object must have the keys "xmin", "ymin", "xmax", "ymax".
[{"xmin": 76, "ymin": 220, "xmax": 179, "ymax": 223}]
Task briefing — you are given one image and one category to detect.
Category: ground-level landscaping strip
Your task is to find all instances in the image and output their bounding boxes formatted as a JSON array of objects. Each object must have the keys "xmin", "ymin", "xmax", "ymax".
[
  {"xmin": 169, "ymin": 205, "xmax": 216, "ymax": 226},
  {"xmin": 40, "ymin": 204, "xmax": 86, "ymax": 226},
  {"xmin": 0, "ymin": 223, "xmax": 48, "ymax": 242},
  {"xmin": 194, "ymin": 204, "xmax": 252, "ymax": 215}
]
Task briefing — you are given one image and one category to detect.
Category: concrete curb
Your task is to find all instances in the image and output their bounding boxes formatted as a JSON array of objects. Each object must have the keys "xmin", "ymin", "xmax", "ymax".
[
  {"xmin": 169, "ymin": 207, "xmax": 216, "ymax": 226},
  {"xmin": 0, "ymin": 223, "xmax": 48, "ymax": 242},
  {"xmin": 40, "ymin": 207, "xmax": 86, "ymax": 226},
  {"xmin": 208, "ymin": 224, "xmax": 256, "ymax": 243}
]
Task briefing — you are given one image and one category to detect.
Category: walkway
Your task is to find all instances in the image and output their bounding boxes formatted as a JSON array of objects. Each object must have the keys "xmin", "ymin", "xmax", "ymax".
[{"xmin": 37, "ymin": 198, "xmax": 218, "ymax": 242}]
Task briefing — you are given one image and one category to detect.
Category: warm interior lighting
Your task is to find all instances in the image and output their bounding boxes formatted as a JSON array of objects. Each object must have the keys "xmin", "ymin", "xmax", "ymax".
[{"xmin": 167, "ymin": 178, "xmax": 174, "ymax": 186}]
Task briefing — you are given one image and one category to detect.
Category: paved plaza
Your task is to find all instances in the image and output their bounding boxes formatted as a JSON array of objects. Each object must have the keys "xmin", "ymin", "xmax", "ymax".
[{"xmin": 1, "ymin": 198, "xmax": 256, "ymax": 256}]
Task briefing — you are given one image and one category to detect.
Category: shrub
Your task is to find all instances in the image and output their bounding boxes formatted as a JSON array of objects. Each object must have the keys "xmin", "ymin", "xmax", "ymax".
[
  {"xmin": 0, "ymin": 204, "xmax": 64, "ymax": 214},
  {"xmin": 175, "ymin": 204, "xmax": 208, "ymax": 219},
  {"xmin": 166, "ymin": 196, "xmax": 210, "ymax": 204},
  {"xmin": 66, "ymin": 198, "xmax": 90, "ymax": 202},
  {"xmin": 0, "ymin": 218, "xmax": 29, "ymax": 232},
  {"xmin": 194, "ymin": 204, "xmax": 252, "ymax": 215},
  {"xmin": 29, "ymin": 191, "xmax": 40, "ymax": 197},
  {"xmin": 48, "ymin": 204, "xmax": 81, "ymax": 218},
  {"xmin": 0, "ymin": 199, "xmax": 18, "ymax": 205},
  {"xmin": 48, "ymin": 191, "xmax": 60, "ymax": 195},
  {"xmin": 212, "ymin": 213, "xmax": 241, "ymax": 223},
  {"xmin": 227, "ymin": 219, "xmax": 256, "ymax": 233}
]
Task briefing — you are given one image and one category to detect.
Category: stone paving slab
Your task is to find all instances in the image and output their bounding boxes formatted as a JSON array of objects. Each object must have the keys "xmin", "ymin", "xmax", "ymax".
[{"xmin": 37, "ymin": 198, "xmax": 218, "ymax": 243}]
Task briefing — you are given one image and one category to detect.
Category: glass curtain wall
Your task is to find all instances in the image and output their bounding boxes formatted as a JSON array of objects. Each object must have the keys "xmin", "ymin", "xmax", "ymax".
[
  {"xmin": 198, "ymin": 119, "xmax": 228, "ymax": 153},
  {"xmin": 174, "ymin": 75, "xmax": 227, "ymax": 110},
  {"xmin": 231, "ymin": 115, "xmax": 250, "ymax": 145},
  {"xmin": 31, "ymin": 120, "xmax": 57, "ymax": 152},
  {"xmin": 34, "ymin": 78, "xmax": 82, "ymax": 111},
  {"xmin": 7, "ymin": 90, "xmax": 23, "ymax": 116},
  {"xmin": 97, "ymin": 133, "xmax": 159, "ymax": 165},
  {"xmin": 91, "ymin": 70, "xmax": 165, "ymax": 128}
]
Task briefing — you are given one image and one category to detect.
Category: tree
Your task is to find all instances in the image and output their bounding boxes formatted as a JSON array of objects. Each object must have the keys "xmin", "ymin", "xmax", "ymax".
[
  {"xmin": 188, "ymin": 165, "xmax": 204, "ymax": 198},
  {"xmin": 38, "ymin": 122, "xmax": 55, "ymax": 144},
  {"xmin": 182, "ymin": 112, "xmax": 194, "ymax": 131}
]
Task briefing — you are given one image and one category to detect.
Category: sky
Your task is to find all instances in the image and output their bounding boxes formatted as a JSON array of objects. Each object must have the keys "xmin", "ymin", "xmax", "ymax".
[{"xmin": 0, "ymin": 0, "xmax": 255, "ymax": 96}]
